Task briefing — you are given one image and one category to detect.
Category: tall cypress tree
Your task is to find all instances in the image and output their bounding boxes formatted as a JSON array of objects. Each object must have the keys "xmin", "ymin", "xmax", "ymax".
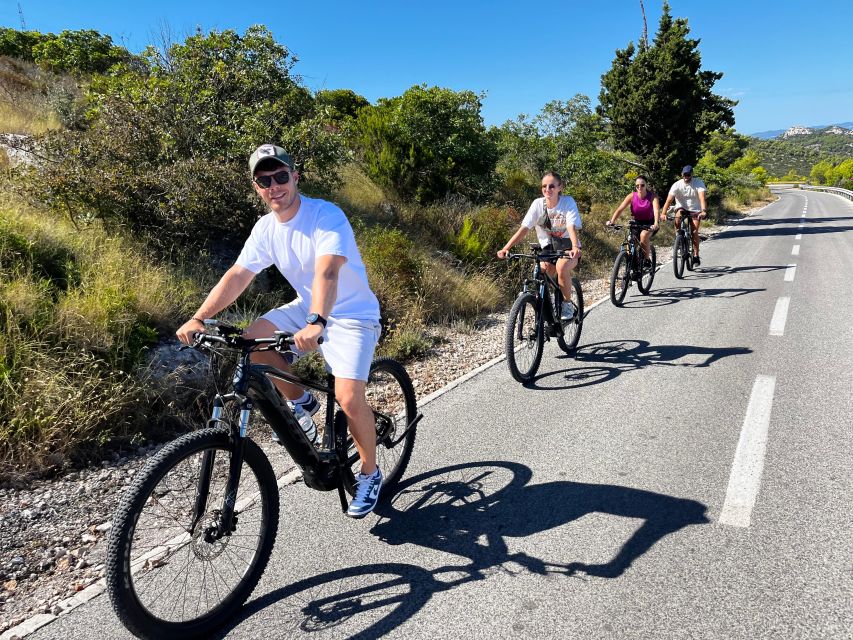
[{"xmin": 598, "ymin": 2, "xmax": 735, "ymax": 191}]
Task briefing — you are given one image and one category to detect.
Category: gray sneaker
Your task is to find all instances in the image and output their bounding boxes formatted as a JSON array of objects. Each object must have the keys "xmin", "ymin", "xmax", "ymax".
[{"xmin": 561, "ymin": 301, "xmax": 576, "ymax": 321}]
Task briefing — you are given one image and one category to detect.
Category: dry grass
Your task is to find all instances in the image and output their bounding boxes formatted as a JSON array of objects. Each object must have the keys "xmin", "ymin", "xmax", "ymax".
[{"xmin": 0, "ymin": 200, "xmax": 207, "ymax": 477}]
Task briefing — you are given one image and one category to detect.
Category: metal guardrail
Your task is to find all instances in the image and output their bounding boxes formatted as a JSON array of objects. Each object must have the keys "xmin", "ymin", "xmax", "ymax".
[{"xmin": 800, "ymin": 184, "xmax": 853, "ymax": 202}]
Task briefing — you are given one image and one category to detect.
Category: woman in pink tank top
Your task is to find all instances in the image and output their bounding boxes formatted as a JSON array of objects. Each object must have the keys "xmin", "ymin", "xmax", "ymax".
[{"xmin": 605, "ymin": 175, "xmax": 660, "ymax": 260}]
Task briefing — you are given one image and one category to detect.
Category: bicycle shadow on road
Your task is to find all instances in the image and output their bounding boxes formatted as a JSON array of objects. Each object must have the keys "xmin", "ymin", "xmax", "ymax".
[
  {"xmin": 619, "ymin": 284, "xmax": 766, "ymax": 306},
  {"xmin": 530, "ymin": 339, "xmax": 752, "ymax": 390},
  {"xmin": 655, "ymin": 264, "xmax": 787, "ymax": 283},
  {"xmin": 228, "ymin": 461, "xmax": 708, "ymax": 639}
]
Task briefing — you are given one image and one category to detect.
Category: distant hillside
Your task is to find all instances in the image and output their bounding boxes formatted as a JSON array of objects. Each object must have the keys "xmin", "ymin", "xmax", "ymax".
[
  {"xmin": 750, "ymin": 121, "xmax": 853, "ymax": 139},
  {"xmin": 748, "ymin": 124, "xmax": 853, "ymax": 177}
]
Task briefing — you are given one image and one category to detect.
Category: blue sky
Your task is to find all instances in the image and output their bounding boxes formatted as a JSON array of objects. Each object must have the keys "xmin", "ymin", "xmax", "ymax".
[{"xmin": 3, "ymin": 0, "xmax": 851, "ymax": 135}]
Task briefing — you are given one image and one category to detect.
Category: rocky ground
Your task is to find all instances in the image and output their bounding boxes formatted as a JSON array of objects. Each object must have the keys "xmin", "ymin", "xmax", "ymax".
[{"xmin": 0, "ymin": 208, "xmax": 762, "ymax": 635}]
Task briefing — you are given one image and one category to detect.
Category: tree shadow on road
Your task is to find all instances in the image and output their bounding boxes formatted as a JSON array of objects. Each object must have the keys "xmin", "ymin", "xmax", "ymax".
[
  {"xmin": 527, "ymin": 339, "xmax": 752, "ymax": 390},
  {"xmin": 227, "ymin": 461, "xmax": 708, "ymax": 639}
]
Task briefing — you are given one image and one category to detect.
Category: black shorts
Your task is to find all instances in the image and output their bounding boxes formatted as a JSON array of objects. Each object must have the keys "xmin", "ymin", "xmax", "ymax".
[
  {"xmin": 543, "ymin": 237, "xmax": 580, "ymax": 265},
  {"xmin": 544, "ymin": 236, "xmax": 573, "ymax": 252}
]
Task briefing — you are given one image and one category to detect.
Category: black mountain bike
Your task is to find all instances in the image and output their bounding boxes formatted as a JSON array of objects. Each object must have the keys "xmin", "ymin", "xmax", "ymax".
[
  {"xmin": 607, "ymin": 221, "xmax": 657, "ymax": 306},
  {"xmin": 504, "ymin": 245, "xmax": 584, "ymax": 382},
  {"xmin": 669, "ymin": 211, "xmax": 699, "ymax": 278},
  {"xmin": 106, "ymin": 321, "xmax": 421, "ymax": 640}
]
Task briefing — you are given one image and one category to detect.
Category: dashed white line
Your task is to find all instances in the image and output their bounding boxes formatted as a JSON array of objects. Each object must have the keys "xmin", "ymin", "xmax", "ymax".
[
  {"xmin": 784, "ymin": 264, "xmax": 797, "ymax": 282},
  {"xmin": 795, "ymin": 233, "xmax": 802, "ymax": 240},
  {"xmin": 769, "ymin": 297, "xmax": 790, "ymax": 336},
  {"xmin": 719, "ymin": 375, "xmax": 777, "ymax": 528},
  {"xmin": 792, "ymin": 245, "xmax": 800, "ymax": 256}
]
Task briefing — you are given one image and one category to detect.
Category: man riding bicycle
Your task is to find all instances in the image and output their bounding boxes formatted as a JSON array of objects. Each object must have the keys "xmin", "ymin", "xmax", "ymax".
[
  {"xmin": 176, "ymin": 144, "xmax": 384, "ymax": 519},
  {"xmin": 496, "ymin": 171, "xmax": 581, "ymax": 320},
  {"xmin": 660, "ymin": 165, "xmax": 708, "ymax": 266}
]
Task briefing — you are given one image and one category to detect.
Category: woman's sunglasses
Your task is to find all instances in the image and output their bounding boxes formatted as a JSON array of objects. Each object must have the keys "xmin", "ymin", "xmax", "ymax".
[{"xmin": 254, "ymin": 170, "xmax": 291, "ymax": 189}]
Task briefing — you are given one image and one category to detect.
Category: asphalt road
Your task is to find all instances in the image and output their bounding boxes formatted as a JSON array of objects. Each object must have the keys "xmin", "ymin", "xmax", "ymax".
[{"xmin": 28, "ymin": 188, "xmax": 853, "ymax": 640}]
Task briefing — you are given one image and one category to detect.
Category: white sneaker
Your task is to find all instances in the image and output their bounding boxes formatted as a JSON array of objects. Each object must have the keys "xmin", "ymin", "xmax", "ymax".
[{"xmin": 561, "ymin": 302, "xmax": 576, "ymax": 321}]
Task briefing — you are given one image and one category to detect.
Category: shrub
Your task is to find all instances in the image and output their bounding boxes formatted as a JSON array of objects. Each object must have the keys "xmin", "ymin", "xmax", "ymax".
[
  {"xmin": 354, "ymin": 85, "xmax": 499, "ymax": 204},
  {"xmin": 21, "ymin": 26, "xmax": 345, "ymax": 249},
  {"xmin": 0, "ymin": 202, "xmax": 205, "ymax": 476}
]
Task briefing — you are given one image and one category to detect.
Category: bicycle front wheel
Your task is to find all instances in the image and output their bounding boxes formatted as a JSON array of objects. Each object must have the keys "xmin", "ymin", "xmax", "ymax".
[
  {"xmin": 505, "ymin": 292, "xmax": 543, "ymax": 382},
  {"xmin": 609, "ymin": 251, "xmax": 630, "ymax": 306},
  {"xmin": 637, "ymin": 245, "xmax": 657, "ymax": 294},
  {"xmin": 556, "ymin": 277, "xmax": 584, "ymax": 354},
  {"xmin": 673, "ymin": 234, "xmax": 686, "ymax": 279},
  {"xmin": 106, "ymin": 429, "xmax": 279, "ymax": 640}
]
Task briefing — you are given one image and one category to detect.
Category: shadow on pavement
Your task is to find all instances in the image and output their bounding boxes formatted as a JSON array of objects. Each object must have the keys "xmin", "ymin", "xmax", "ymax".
[
  {"xmin": 227, "ymin": 461, "xmax": 708, "ymax": 639},
  {"xmin": 529, "ymin": 339, "xmax": 752, "ymax": 390}
]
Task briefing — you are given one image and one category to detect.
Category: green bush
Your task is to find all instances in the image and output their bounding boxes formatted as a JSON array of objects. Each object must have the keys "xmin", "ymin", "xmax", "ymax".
[
  {"xmin": 354, "ymin": 85, "xmax": 499, "ymax": 204},
  {"xmin": 21, "ymin": 26, "xmax": 345, "ymax": 249},
  {"xmin": 450, "ymin": 206, "xmax": 519, "ymax": 264},
  {"xmin": 0, "ymin": 202, "xmax": 204, "ymax": 477}
]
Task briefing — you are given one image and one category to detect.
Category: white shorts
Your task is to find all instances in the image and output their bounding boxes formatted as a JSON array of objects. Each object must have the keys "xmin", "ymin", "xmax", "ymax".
[{"xmin": 261, "ymin": 302, "xmax": 381, "ymax": 381}]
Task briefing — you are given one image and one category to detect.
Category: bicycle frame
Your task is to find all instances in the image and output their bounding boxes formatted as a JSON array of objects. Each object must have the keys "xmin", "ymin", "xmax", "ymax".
[{"xmin": 518, "ymin": 250, "xmax": 564, "ymax": 340}]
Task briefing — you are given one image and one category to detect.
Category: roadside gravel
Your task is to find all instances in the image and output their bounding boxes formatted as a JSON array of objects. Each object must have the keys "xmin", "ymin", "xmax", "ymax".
[{"xmin": 0, "ymin": 208, "xmax": 758, "ymax": 636}]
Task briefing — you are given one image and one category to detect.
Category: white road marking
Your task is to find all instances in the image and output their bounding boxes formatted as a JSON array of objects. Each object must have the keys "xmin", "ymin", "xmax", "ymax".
[
  {"xmin": 769, "ymin": 297, "xmax": 790, "ymax": 336},
  {"xmin": 792, "ymin": 245, "xmax": 800, "ymax": 256},
  {"xmin": 719, "ymin": 375, "xmax": 777, "ymax": 527},
  {"xmin": 784, "ymin": 264, "xmax": 797, "ymax": 281},
  {"xmin": 795, "ymin": 233, "xmax": 802, "ymax": 240}
]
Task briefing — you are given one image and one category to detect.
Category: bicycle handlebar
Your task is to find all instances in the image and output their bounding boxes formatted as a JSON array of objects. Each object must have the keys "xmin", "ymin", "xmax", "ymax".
[
  {"xmin": 606, "ymin": 221, "xmax": 655, "ymax": 232},
  {"xmin": 507, "ymin": 250, "xmax": 573, "ymax": 263},
  {"xmin": 191, "ymin": 321, "xmax": 323, "ymax": 352}
]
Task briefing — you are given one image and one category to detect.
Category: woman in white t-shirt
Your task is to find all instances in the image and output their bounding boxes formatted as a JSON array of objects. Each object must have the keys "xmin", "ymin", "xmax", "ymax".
[{"xmin": 496, "ymin": 171, "xmax": 581, "ymax": 320}]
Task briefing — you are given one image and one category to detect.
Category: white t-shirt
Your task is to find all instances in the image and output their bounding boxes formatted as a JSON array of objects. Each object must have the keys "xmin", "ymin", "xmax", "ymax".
[
  {"xmin": 668, "ymin": 177, "xmax": 707, "ymax": 213},
  {"xmin": 520, "ymin": 195, "xmax": 582, "ymax": 247},
  {"xmin": 236, "ymin": 195, "xmax": 380, "ymax": 321}
]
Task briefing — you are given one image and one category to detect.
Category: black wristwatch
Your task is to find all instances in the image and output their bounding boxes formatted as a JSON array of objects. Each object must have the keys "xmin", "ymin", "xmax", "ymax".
[{"xmin": 305, "ymin": 313, "xmax": 327, "ymax": 328}]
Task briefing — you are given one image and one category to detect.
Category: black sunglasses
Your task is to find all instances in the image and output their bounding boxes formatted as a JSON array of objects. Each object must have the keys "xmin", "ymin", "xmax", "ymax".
[{"xmin": 254, "ymin": 170, "xmax": 291, "ymax": 189}]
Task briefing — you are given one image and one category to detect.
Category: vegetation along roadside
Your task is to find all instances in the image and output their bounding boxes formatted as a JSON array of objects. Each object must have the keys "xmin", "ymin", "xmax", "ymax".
[{"xmin": 0, "ymin": 4, "xmax": 830, "ymax": 484}]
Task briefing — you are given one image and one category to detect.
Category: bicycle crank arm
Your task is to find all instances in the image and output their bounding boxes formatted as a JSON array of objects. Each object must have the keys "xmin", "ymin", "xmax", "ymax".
[{"xmin": 389, "ymin": 412, "xmax": 423, "ymax": 447}]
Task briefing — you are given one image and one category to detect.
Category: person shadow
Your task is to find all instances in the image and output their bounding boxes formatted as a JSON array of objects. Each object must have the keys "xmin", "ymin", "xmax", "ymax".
[
  {"xmin": 373, "ymin": 461, "xmax": 709, "ymax": 580},
  {"xmin": 225, "ymin": 461, "xmax": 709, "ymax": 639}
]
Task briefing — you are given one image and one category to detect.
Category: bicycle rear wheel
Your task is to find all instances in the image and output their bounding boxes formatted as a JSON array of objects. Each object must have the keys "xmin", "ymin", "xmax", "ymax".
[
  {"xmin": 556, "ymin": 277, "xmax": 584, "ymax": 354},
  {"xmin": 349, "ymin": 358, "xmax": 418, "ymax": 493},
  {"xmin": 106, "ymin": 429, "xmax": 279, "ymax": 640},
  {"xmin": 673, "ymin": 234, "xmax": 686, "ymax": 279},
  {"xmin": 505, "ymin": 292, "xmax": 543, "ymax": 382},
  {"xmin": 637, "ymin": 245, "xmax": 657, "ymax": 294},
  {"xmin": 609, "ymin": 251, "xmax": 630, "ymax": 306}
]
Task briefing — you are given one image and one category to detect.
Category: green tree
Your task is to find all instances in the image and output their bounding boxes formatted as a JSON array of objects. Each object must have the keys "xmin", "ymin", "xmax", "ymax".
[
  {"xmin": 316, "ymin": 89, "xmax": 369, "ymax": 121},
  {"xmin": 27, "ymin": 26, "xmax": 343, "ymax": 246},
  {"xmin": 32, "ymin": 29, "xmax": 132, "ymax": 75},
  {"xmin": 536, "ymin": 95, "xmax": 625, "ymax": 206},
  {"xmin": 702, "ymin": 129, "xmax": 750, "ymax": 168},
  {"xmin": 810, "ymin": 159, "xmax": 833, "ymax": 185},
  {"xmin": 0, "ymin": 27, "xmax": 47, "ymax": 61},
  {"xmin": 355, "ymin": 85, "xmax": 498, "ymax": 204},
  {"xmin": 597, "ymin": 1, "xmax": 736, "ymax": 189},
  {"xmin": 827, "ymin": 158, "xmax": 853, "ymax": 188}
]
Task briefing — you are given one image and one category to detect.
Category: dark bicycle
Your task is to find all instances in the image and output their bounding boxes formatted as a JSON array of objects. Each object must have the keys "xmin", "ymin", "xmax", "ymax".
[
  {"xmin": 668, "ymin": 210, "xmax": 701, "ymax": 278},
  {"xmin": 504, "ymin": 245, "xmax": 584, "ymax": 383},
  {"xmin": 607, "ymin": 221, "xmax": 657, "ymax": 306},
  {"xmin": 105, "ymin": 321, "xmax": 421, "ymax": 640}
]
